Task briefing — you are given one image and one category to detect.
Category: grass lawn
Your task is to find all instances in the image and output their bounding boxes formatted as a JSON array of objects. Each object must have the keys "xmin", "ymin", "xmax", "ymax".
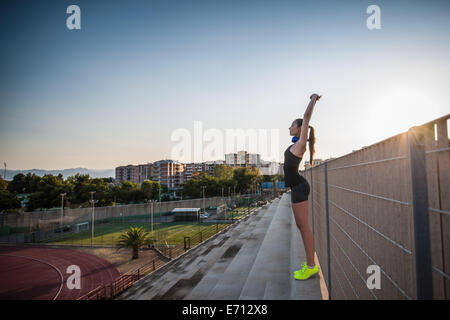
[
  {"xmin": 43, "ymin": 204, "xmax": 262, "ymax": 247},
  {"xmin": 44, "ymin": 221, "xmax": 232, "ymax": 246}
]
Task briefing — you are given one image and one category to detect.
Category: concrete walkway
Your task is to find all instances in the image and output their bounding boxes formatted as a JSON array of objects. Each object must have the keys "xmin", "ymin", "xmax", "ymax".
[{"xmin": 118, "ymin": 193, "xmax": 324, "ymax": 300}]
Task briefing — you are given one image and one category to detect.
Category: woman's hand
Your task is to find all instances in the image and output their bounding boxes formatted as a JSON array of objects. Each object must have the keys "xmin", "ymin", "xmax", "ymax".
[
  {"xmin": 304, "ymin": 93, "xmax": 321, "ymax": 119},
  {"xmin": 310, "ymin": 93, "xmax": 322, "ymax": 101}
]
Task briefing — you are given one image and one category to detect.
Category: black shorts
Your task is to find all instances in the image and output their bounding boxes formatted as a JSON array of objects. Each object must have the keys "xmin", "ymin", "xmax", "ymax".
[{"xmin": 290, "ymin": 179, "xmax": 310, "ymax": 203}]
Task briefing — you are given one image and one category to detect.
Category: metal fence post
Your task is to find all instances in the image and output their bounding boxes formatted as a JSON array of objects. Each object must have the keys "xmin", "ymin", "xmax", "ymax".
[
  {"xmin": 324, "ymin": 161, "xmax": 332, "ymax": 300},
  {"xmin": 407, "ymin": 126, "xmax": 433, "ymax": 299}
]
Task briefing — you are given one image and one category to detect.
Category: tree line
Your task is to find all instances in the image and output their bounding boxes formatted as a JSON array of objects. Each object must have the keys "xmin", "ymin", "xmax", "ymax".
[{"xmin": 0, "ymin": 165, "xmax": 283, "ymax": 212}]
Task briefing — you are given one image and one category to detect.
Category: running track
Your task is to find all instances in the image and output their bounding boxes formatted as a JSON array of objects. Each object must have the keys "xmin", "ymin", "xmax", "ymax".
[{"xmin": 0, "ymin": 245, "xmax": 120, "ymax": 300}]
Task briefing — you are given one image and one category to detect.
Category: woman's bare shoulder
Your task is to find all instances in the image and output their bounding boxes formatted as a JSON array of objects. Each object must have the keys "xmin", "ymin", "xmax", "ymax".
[{"xmin": 289, "ymin": 144, "xmax": 304, "ymax": 159}]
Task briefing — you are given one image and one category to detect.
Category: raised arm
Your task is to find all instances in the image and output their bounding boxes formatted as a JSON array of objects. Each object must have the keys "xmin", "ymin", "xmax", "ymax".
[{"xmin": 290, "ymin": 94, "xmax": 321, "ymax": 157}]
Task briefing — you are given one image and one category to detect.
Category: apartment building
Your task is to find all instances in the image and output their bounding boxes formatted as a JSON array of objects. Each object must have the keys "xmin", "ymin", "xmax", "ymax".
[
  {"xmin": 237, "ymin": 151, "xmax": 247, "ymax": 166},
  {"xmin": 138, "ymin": 163, "xmax": 153, "ymax": 184},
  {"xmin": 183, "ymin": 160, "xmax": 227, "ymax": 181},
  {"xmin": 115, "ymin": 151, "xmax": 271, "ymax": 189},
  {"xmin": 225, "ymin": 153, "xmax": 237, "ymax": 166},
  {"xmin": 152, "ymin": 160, "xmax": 185, "ymax": 190},
  {"xmin": 115, "ymin": 160, "xmax": 184, "ymax": 190},
  {"xmin": 249, "ymin": 153, "xmax": 261, "ymax": 167},
  {"xmin": 203, "ymin": 160, "xmax": 225, "ymax": 176},
  {"xmin": 184, "ymin": 162, "xmax": 204, "ymax": 181},
  {"xmin": 259, "ymin": 160, "xmax": 284, "ymax": 175},
  {"xmin": 115, "ymin": 165, "xmax": 140, "ymax": 184},
  {"xmin": 225, "ymin": 151, "xmax": 260, "ymax": 168}
]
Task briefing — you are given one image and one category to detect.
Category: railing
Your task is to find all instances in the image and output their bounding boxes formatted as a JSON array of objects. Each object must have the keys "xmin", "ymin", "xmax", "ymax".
[
  {"xmin": 110, "ymin": 258, "xmax": 168, "ymax": 297},
  {"xmin": 78, "ymin": 256, "xmax": 169, "ymax": 300},
  {"xmin": 303, "ymin": 114, "xmax": 449, "ymax": 300}
]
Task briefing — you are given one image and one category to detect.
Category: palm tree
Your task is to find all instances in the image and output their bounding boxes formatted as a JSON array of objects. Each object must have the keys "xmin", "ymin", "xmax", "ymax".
[{"xmin": 117, "ymin": 226, "xmax": 150, "ymax": 259}]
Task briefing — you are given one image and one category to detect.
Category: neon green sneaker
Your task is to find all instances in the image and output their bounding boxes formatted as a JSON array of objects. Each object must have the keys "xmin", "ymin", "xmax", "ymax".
[
  {"xmin": 293, "ymin": 263, "xmax": 319, "ymax": 280},
  {"xmin": 293, "ymin": 262, "xmax": 308, "ymax": 275}
]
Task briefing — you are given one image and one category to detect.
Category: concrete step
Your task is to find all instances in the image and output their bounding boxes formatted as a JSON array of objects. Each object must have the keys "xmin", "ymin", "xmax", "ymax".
[
  {"xmin": 239, "ymin": 194, "xmax": 292, "ymax": 299},
  {"xmin": 153, "ymin": 203, "xmax": 277, "ymax": 300},
  {"xmin": 185, "ymin": 199, "xmax": 280, "ymax": 299},
  {"xmin": 116, "ymin": 194, "xmax": 327, "ymax": 301},
  {"xmin": 117, "ymin": 201, "xmax": 275, "ymax": 300},
  {"xmin": 153, "ymin": 218, "xmax": 258, "ymax": 299}
]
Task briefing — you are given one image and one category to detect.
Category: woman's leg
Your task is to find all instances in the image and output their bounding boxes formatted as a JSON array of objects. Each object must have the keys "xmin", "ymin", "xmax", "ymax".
[{"xmin": 292, "ymin": 200, "xmax": 315, "ymax": 267}]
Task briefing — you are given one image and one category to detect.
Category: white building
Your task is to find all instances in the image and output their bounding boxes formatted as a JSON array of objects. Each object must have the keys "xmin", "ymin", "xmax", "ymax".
[
  {"xmin": 237, "ymin": 151, "xmax": 247, "ymax": 166},
  {"xmin": 249, "ymin": 153, "xmax": 261, "ymax": 166},
  {"xmin": 225, "ymin": 153, "xmax": 237, "ymax": 166},
  {"xmin": 259, "ymin": 160, "xmax": 283, "ymax": 175},
  {"xmin": 224, "ymin": 151, "xmax": 260, "ymax": 168}
]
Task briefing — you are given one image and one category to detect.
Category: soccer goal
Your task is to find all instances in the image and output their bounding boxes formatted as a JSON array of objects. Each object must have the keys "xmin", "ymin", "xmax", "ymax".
[{"xmin": 74, "ymin": 222, "xmax": 90, "ymax": 233}]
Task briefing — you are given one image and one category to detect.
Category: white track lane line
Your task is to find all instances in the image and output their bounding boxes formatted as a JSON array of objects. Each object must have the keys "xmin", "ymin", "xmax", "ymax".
[{"xmin": 0, "ymin": 253, "xmax": 64, "ymax": 300}]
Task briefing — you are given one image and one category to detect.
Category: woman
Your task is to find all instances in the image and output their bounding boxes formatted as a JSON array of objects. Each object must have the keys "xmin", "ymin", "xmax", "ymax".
[{"xmin": 283, "ymin": 93, "xmax": 321, "ymax": 280}]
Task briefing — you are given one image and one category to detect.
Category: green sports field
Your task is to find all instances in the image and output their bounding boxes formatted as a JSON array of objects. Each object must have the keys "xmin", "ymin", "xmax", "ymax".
[
  {"xmin": 44, "ymin": 221, "xmax": 231, "ymax": 246},
  {"xmin": 43, "ymin": 206, "xmax": 259, "ymax": 247}
]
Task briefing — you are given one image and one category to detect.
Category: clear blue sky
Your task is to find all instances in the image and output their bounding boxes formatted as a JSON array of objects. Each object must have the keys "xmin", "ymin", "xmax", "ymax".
[{"xmin": 1, "ymin": 0, "xmax": 449, "ymax": 170}]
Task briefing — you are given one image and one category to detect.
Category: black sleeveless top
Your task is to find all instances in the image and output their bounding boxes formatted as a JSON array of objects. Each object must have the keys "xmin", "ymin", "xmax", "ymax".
[{"xmin": 283, "ymin": 144, "xmax": 304, "ymax": 187}]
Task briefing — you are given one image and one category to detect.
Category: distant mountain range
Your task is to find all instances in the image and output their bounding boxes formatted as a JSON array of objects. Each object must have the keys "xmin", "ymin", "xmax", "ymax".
[{"xmin": 1, "ymin": 168, "xmax": 115, "ymax": 180}]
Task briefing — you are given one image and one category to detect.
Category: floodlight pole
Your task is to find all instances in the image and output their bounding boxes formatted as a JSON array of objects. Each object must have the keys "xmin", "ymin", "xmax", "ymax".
[
  {"xmin": 201, "ymin": 186, "xmax": 206, "ymax": 233},
  {"xmin": 90, "ymin": 191, "xmax": 96, "ymax": 246},
  {"xmin": 60, "ymin": 193, "xmax": 66, "ymax": 228},
  {"xmin": 201, "ymin": 186, "xmax": 206, "ymax": 214},
  {"xmin": 150, "ymin": 200, "xmax": 154, "ymax": 238}
]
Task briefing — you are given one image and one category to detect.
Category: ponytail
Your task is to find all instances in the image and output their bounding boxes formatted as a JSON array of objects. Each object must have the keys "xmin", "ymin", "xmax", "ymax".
[
  {"xmin": 307, "ymin": 126, "xmax": 315, "ymax": 165},
  {"xmin": 293, "ymin": 118, "xmax": 316, "ymax": 166}
]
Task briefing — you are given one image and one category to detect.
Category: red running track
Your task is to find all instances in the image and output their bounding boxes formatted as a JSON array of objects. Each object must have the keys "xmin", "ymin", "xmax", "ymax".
[{"xmin": 0, "ymin": 245, "xmax": 120, "ymax": 300}]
